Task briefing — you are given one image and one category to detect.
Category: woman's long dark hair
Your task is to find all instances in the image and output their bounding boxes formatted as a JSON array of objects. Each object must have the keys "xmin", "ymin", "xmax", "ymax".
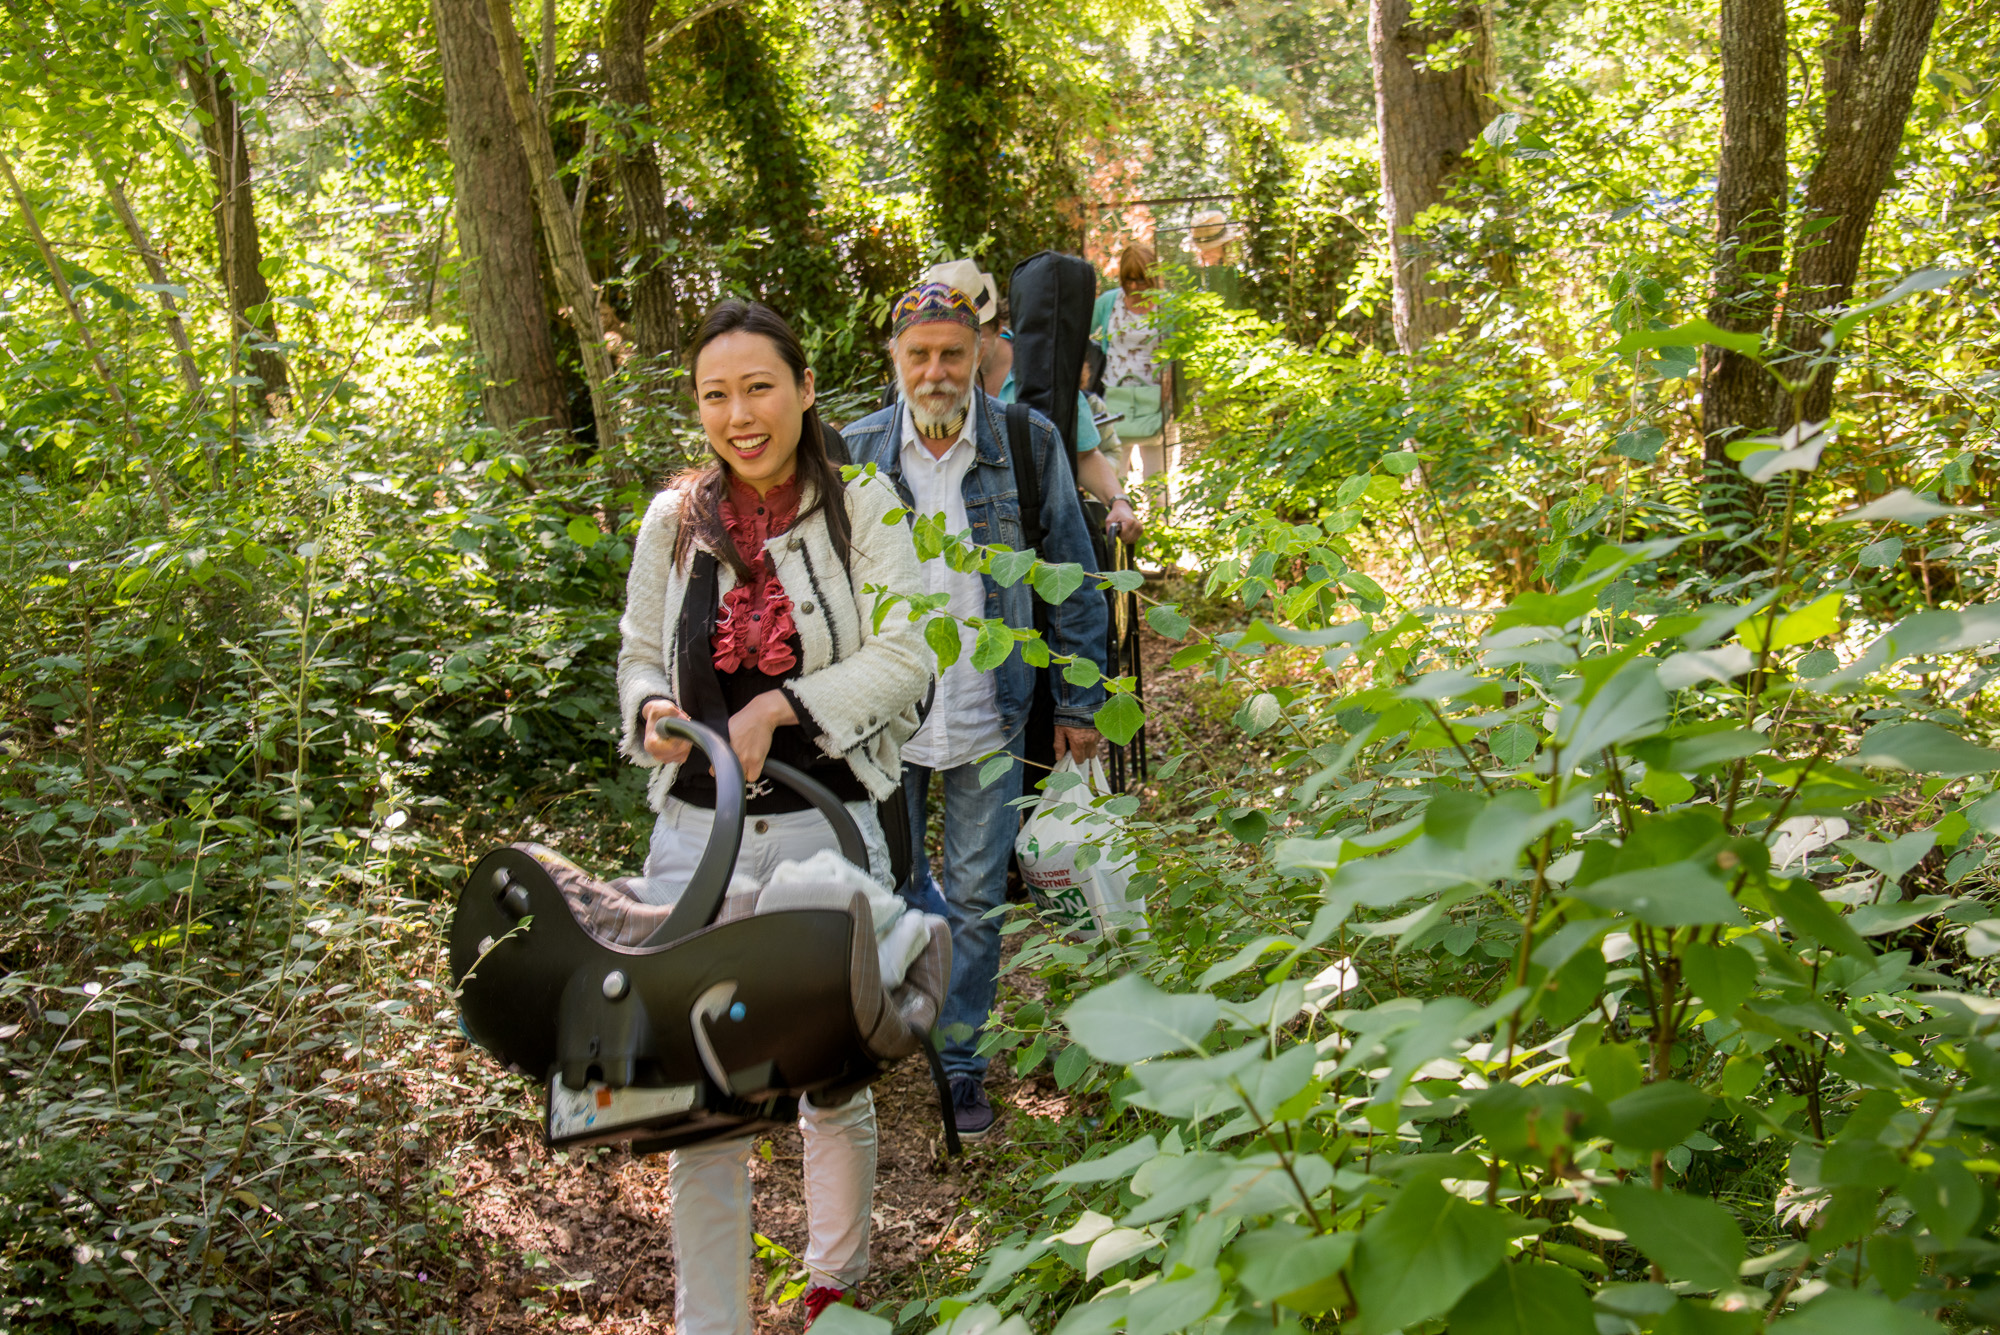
[{"xmin": 672, "ymin": 299, "xmax": 851, "ymax": 579}]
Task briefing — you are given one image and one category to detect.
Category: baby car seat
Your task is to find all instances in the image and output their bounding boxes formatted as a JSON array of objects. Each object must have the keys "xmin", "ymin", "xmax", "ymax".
[{"xmin": 450, "ymin": 717, "xmax": 958, "ymax": 1155}]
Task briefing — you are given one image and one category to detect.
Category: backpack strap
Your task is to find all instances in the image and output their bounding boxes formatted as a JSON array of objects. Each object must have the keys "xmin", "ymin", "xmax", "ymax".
[{"xmin": 1005, "ymin": 401, "xmax": 1044, "ymax": 559}]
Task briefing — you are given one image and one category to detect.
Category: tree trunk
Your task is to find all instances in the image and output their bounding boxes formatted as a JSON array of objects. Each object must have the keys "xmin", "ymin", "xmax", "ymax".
[
  {"xmin": 1368, "ymin": 0, "xmax": 1495, "ymax": 356},
  {"xmin": 1700, "ymin": 0, "xmax": 1787, "ymax": 509},
  {"xmin": 601, "ymin": 0, "xmax": 681, "ymax": 362},
  {"xmin": 1778, "ymin": 0, "xmax": 1941, "ymax": 423},
  {"xmin": 481, "ymin": 0, "xmax": 621, "ymax": 442},
  {"xmin": 433, "ymin": 0, "xmax": 570, "ymax": 435},
  {"xmin": 183, "ymin": 42, "xmax": 289, "ymax": 411}
]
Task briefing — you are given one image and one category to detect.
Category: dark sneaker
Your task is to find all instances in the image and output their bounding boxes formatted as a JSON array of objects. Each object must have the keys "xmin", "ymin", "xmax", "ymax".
[
  {"xmin": 950, "ymin": 1075, "xmax": 997, "ymax": 1141},
  {"xmin": 802, "ymin": 1286, "xmax": 848, "ymax": 1329}
]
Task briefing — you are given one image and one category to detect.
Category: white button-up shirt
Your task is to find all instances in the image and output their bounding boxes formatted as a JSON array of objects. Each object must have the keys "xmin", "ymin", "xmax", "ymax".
[{"xmin": 899, "ymin": 408, "xmax": 1009, "ymax": 772}]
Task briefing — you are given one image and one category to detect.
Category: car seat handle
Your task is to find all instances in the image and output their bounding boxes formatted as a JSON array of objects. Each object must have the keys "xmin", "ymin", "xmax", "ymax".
[
  {"xmin": 761, "ymin": 760, "xmax": 870, "ymax": 870},
  {"xmin": 653, "ymin": 716, "xmax": 747, "ymax": 943}
]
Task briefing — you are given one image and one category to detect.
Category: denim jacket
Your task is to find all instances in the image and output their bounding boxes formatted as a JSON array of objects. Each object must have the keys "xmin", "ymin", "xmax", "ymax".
[{"xmin": 841, "ymin": 390, "xmax": 1109, "ymax": 731}]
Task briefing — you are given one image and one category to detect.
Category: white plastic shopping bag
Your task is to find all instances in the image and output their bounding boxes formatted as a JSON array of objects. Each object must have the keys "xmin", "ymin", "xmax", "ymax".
[{"xmin": 1015, "ymin": 755, "xmax": 1144, "ymax": 940}]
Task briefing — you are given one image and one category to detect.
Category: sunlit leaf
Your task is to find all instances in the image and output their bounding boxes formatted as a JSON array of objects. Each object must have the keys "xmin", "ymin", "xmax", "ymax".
[
  {"xmin": 1447, "ymin": 1260, "xmax": 1596, "ymax": 1335},
  {"xmin": 1599, "ymin": 1184, "xmax": 1744, "ymax": 1289},
  {"xmin": 1062, "ymin": 973, "xmax": 1217, "ymax": 1063},
  {"xmin": 1350, "ymin": 1176, "xmax": 1513, "ymax": 1334},
  {"xmin": 1832, "ymin": 489, "xmax": 1978, "ymax": 524},
  {"xmin": 1849, "ymin": 722, "xmax": 2000, "ymax": 778}
]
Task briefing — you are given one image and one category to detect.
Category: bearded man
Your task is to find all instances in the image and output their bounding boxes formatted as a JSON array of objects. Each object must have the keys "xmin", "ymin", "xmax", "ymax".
[{"xmin": 841, "ymin": 282, "xmax": 1109, "ymax": 1141}]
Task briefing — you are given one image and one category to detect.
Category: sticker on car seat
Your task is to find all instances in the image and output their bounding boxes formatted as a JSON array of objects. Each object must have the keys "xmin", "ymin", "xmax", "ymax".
[{"xmin": 547, "ymin": 1077, "xmax": 698, "ymax": 1142}]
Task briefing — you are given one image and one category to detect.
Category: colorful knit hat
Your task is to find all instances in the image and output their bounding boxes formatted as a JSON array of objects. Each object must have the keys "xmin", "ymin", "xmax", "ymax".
[
  {"xmin": 891, "ymin": 282, "xmax": 980, "ymax": 337},
  {"xmin": 921, "ymin": 259, "xmax": 1000, "ymax": 324}
]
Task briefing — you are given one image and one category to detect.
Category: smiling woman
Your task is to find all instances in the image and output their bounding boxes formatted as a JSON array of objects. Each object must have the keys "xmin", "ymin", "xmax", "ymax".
[{"xmin": 611, "ymin": 298, "xmax": 936, "ymax": 1335}]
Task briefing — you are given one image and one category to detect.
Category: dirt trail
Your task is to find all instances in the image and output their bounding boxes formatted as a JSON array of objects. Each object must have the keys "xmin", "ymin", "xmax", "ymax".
[
  {"xmin": 440, "ymin": 593, "xmax": 1208, "ymax": 1332},
  {"xmin": 445, "ymin": 1049, "xmax": 1014, "ymax": 1332}
]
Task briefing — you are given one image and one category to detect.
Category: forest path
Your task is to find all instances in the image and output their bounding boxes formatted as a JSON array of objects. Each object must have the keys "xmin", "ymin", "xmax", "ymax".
[
  {"xmin": 436, "ymin": 598, "xmax": 1207, "ymax": 1332},
  {"xmin": 447, "ymin": 1038, "xmax": 1000, "ymax": 1332}
]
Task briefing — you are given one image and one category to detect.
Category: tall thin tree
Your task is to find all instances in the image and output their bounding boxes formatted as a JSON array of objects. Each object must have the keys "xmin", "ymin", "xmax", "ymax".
[
  {"xmin": 1700, "ymin": 0, "xmax": 1788, "ymax": 488},
  {"xmin": 1367, "ymin": 0, "xmax": 1495, "ymax": 355},
  {"xmin": 1778, "ymin": 0, "xmax": 1942, "ymax": 424},
  {"xmin": 602, "ymin": 0, "xmax": 681, "ymax": 363},
  {"xmin": 433, "ymin": 0, "xmax": 570, "ymax": 435},
  {"xmin": 183, "ymin": 34, "xmax": 288, "ymax": 412},
  {"xmin": 482, "ymin": 0, "xmax": 621, "ymax": 442}
]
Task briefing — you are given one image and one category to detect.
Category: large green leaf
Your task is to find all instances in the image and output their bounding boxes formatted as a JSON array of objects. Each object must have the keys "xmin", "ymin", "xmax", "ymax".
[
  {"xmin": 1063, "ymin": 974, "xmax": 1218, "ymax": 1063},
  {"xmin": 1445, "ymin": 1260, "xmax": 1596, "ymax": 1335},
  {"xmin": 1232, "ymin": 1226, "xmax": 1355, "ymax": 1314},
  {"xmin": 970, "ymin": 619, "xmax": 1014, "ymax": 671},
  {"xmin": 1653, "ymin": 1302, "xmax": 1759, "ymax": 1334},
  {"xmin": 1680, "ymin": 942, "xmax": 1757, "ymax": 1016},
  {"xmin": 1572, "ymin": 862, "xmax": 1745, "ymax": 927},
  {"xmin": 926, "ymin": 615, "xmax": 962, "ymax": 671},
  {"xmin": 1094, "ymin": 692, "xmax": 1144, "ymax": 745},
  {"xmin": 1124, "ymin": 1047, "xmax": 1266, "ymax": 1122},
  {"xmin": 1767, "ymin": 880, "xmax": 1874, "ymax": 959},
  {"xmin": 1124, "ymin": 1152, "xmax": 1235, "ymax": 1224},
  {"xmin": 1123, "ymin": 1268, "xmax": 1222, "ymax": 1335},
  {"xmin": 1603, "ymin": 1081, "xmax": 1711, "ymax": 1151},
  {"xmin": 1839, "ymin": 830, "xmax": 1937, "ymax": 880},
  {"xmin": 1349, "ymin": 1177, "xmax": 1512, "ymax": 1334},
  {"xmin": 1556, "ymin": 659, "xmax": 1668, "ymax": 756},
  {"xmin": 813, "ymin": 1305, "xmax": 893, "ymax": 1335},
  {"xmin": 1849, "ymin": 722, "xmax": 2000, "ymax": 779},
  {"xmin": 1030, "ymin": 559, "xmax": 1086, "ymax": 605},
  {"xmin": 1145, "ymin": 602, "xmax": 1190, "ymax": 641},
  {"xmin": 1833, "ymin": 489, "xmax": 1979, "ymax": 524},
  {"xmin": 1765, "ymin": 1289, "xmax": 1941, "ymax": 1334},
  {"xmin": 1599, "ymin": 1184, "xmax": 1744, "ymax": 1289},
  {"xmin": 1608, "ymin": 317, "xmax": 1762, "ymax": 359},
  {"xmin": 1470, "ymin": 1082, "xmax": 1608, "ymax": 1158},
  {"xmin": 1044, "ymin": 1136, "xmax": 1159, "ymax": 1185},
  {"xmin": 1308, "ymin": 791, "xmax": 1548, "ymax": 928},
  {"xmin": 1903, "ymin": 1157, "xmax": 1983, "ymax": 1245},
  {"xmin": 1827, "ymin": 267, "xmax": 1971, "ymax": 341},
  {"xmin": 1882, "ymin": 606, "xmax": 2000, "ymax": 659}
]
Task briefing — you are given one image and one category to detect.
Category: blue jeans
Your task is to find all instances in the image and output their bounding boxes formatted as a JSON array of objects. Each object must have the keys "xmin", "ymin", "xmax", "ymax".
[{"xmin": 901, "ymin": 751, "xmax": 1023, "ymax": 1082}]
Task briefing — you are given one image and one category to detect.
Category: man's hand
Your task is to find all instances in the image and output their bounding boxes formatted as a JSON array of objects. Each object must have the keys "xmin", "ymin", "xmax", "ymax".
[
  {"xmin": 642, "ymin": 699, "xmax": 693, "ymax": 764},
  {"xmin": 1106, "ymin": 497, "xmax": 1143, "ymax": 545},
  {"xmin": 1052, "ymin": 725, "xmax": 1102, "ymax": 763},
  {"xmin": 729, "ymin": 690, "xmax": 798, "ymax": 784}
]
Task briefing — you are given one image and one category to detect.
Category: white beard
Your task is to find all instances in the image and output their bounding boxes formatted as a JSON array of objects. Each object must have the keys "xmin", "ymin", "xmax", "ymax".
[{"xmin": 904, "ymin": 374, "xmax": 973, "ymax": 436}]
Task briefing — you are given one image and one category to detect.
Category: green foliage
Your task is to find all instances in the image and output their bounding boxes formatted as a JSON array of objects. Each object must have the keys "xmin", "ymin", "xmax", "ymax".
[
  {"xmin": 3, "ymin": 0, "xmax": 1997, "ymax": 1330},
  {"xmin": 684, "ymin": 2, "xmax": 846, "ymax": 326},
  {"xmin": 898, "ymin": 323, "xmax": 2000, "ymax": 1335}
]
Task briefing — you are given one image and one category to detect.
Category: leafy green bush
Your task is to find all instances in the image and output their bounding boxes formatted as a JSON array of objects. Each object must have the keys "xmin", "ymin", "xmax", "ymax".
[{"xmin": 847, "ymin": 278, "xmax": 2000, "ymax": 1335}]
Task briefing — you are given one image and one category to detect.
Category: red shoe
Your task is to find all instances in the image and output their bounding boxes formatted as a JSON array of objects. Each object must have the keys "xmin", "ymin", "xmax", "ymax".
[{"xmin": 802, "ymin": 1286, "xmax": 848, "ymax": 1329}]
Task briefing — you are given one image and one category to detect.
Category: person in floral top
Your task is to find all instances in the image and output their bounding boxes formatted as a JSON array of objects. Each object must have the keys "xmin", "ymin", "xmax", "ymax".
[{"xmin": 1091, "ymin": 241, "xmax": 1176, "ymax": 502}]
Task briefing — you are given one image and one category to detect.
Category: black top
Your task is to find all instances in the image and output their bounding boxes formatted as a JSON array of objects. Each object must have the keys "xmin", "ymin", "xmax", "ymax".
[{"xmin": 667, "ymin": 639, "xmax": 869, "ymax": 814}]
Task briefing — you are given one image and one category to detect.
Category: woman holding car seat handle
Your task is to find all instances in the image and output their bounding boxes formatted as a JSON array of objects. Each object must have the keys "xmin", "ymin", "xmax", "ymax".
[{"xmin": 617, "ymin": 298, "xmax": 933, "ymax": 1334}]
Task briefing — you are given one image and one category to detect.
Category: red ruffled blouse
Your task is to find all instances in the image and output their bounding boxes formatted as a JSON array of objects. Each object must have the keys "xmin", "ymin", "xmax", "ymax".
[{"xmin": 712, "ymin": 474, "xmax": 801, "ymax": 674}]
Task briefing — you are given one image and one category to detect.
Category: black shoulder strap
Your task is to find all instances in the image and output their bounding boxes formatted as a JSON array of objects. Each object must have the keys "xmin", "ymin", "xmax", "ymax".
[
  {"xmin": 1005, "ymin": 401, "xmax": 1044, "ymax": 559},
  {"xmin": 677, "ymin": 552, "xmax": 730, "ymax": 733}
]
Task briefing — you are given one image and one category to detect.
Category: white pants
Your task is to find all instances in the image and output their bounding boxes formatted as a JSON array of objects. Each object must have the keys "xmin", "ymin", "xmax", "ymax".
[
  {"xmin": 1120, "ymin": 420, "xmax": 1181, "ymax": 509},
  {"xmin": 643, "ymin": 797, "xmax": 888, "ymax": 1335},
  {"xmin": 637, "ymin": 796, "xmax": 894, "ymax": 904}
]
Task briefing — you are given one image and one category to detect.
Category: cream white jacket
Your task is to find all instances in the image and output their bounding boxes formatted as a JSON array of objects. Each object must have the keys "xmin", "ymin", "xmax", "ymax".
[{"xmin": 616, "ymin": 473, "xmax": 932, "ymax": 809}]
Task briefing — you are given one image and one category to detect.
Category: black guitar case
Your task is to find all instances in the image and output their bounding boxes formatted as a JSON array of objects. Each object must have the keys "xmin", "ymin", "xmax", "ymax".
[{"xmin": 1007, "ymin": 251, "xmax": 1098, "ymax": 478}]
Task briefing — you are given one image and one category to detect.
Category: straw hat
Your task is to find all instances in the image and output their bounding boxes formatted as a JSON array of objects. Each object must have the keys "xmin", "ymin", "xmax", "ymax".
[{"xmin": 1189, "ymin": 209, "xmax": 1242, "ymax": 249}]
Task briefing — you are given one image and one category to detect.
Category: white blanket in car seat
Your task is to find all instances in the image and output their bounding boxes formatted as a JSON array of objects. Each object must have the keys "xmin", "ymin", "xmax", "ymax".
[{"xmin": 761, "ymin": 850, "xmax": 933, "ymax": 989}]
